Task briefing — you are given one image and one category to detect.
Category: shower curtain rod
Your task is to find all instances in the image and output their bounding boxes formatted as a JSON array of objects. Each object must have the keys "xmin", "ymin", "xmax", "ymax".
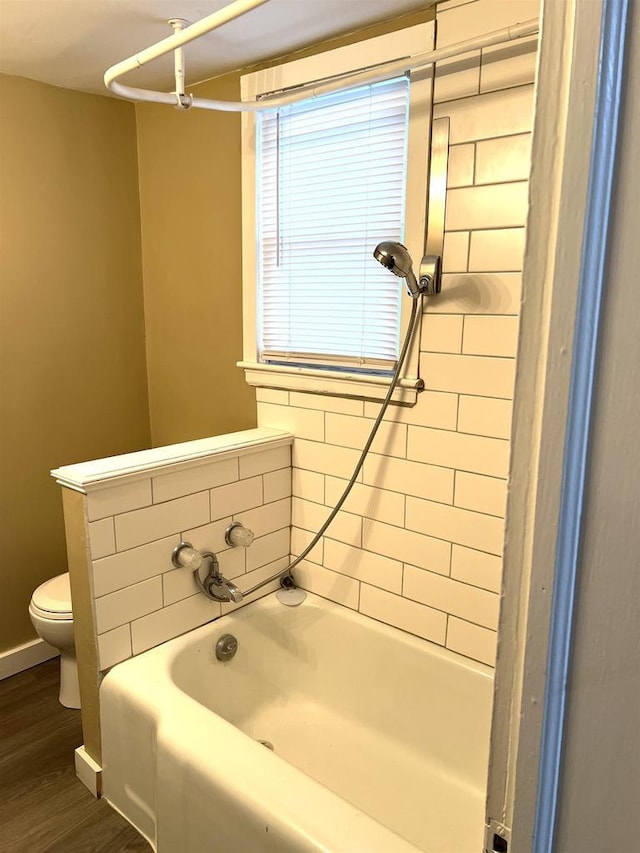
[{"xmin": 104, "ymin": 0, "xmax": 538, "ymax": 112}]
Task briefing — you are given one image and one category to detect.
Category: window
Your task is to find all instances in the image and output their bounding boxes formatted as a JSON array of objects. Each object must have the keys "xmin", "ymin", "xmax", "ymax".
[
  {"xmin": 240, "ymin": 22, "xmax": 434, "ymax": 402},
  {"xmin": 258, "ymin": 77, "xmax": 409, "ymax": 372}
]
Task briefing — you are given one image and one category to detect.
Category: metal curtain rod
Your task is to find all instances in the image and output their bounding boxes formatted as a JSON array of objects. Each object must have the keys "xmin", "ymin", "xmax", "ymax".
[{"xmin": 104, "ymin": 0, "xmax": 538, "ymax": 112}]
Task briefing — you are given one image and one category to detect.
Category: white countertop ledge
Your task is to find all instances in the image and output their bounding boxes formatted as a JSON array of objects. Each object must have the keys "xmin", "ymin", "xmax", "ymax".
[{"xmin": 51, "ymin": 428, "xmax": 293, "ymax": 492}]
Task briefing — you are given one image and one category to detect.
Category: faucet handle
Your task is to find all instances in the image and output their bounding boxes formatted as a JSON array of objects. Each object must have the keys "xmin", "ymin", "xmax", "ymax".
[
  {"xmin": 172, "ymin": 541, "xmax": 203, "ymax": 569},
  {"xmin": 225, "ymin": 522, "xmax": 254, "ymax": 548}
]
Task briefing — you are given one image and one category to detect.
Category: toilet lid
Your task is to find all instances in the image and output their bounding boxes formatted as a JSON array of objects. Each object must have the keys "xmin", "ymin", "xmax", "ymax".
[{"xmin": 32, "ymin": 573, "xmax": 72, "ymax": 616}]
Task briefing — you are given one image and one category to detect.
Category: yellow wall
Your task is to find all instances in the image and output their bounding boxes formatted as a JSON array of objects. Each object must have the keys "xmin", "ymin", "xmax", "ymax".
[
  {"xmin": 136, "ymin": 71, "xmax": 256, "ymax": 447},
  {"xmin": 0, "ymin": 75, "xmax": 151, "ymax": 652}
]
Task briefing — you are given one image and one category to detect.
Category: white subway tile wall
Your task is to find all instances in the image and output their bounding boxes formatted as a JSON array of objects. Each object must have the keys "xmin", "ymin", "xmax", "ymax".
[
  {"xmin": 151, "ymin": 457, "xmax": 239, "ymax": 504},
  {"xmin": 87, "ymin": 479, "xmax": 152, "ymax": 522},
  {"xmin": 433, "ymin": 49, "xmax": 481, "ymax": 103},
  {"xmin": 97, "ymin": 625, "xmax": 132, "ymax": 672},
  {"xmin": 446, "ymin": 143, "xmax": 475, "ymax": 188},
  {"xmin": 87, "ymin": 518, "xmax": 116, "ymax": 559},
  {"xmin": 255, "ymin": 0, "xmax": 537, "ymax": 668},
  {"xmin": 86, "ymin": 442, "xmax": 292, "ymax": 670}
]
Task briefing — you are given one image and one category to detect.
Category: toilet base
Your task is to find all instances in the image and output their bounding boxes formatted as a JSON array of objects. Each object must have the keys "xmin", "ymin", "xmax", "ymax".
[{"xmin": 59, "ymin": 650, "xmax": 80, "ymax": 709}]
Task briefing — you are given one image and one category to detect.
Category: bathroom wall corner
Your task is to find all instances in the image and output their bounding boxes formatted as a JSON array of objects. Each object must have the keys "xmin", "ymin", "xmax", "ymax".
[{"xmin": 62, "ymin": 488, "xmax": 101, "ymax": 766}]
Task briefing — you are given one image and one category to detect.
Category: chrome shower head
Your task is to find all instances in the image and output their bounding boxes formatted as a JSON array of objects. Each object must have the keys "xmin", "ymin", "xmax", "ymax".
[{"xmin": 373, "ymin": 241, "xmax": 421, "ymax": 298}]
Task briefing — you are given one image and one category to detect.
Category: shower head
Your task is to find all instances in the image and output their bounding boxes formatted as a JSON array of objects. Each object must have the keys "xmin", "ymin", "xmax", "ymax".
[{"xmin": 373, "ymin": 241, "xmax": 421, "ymax": 298}]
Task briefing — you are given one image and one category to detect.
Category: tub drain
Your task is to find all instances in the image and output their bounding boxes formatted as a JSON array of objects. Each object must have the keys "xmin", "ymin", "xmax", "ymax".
[
  {"xmin": 257, "ymin": 739, "xmax": 274, "ymax": 751},
  {"xmin": 215, "ymin": 633, "xmax": 238, "ymax": 661}
]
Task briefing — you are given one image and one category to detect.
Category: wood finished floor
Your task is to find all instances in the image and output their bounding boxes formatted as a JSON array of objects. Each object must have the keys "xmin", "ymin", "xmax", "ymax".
[{"xmin": 0, "ymin": 659, "xmax": 151, "ymax": 853}]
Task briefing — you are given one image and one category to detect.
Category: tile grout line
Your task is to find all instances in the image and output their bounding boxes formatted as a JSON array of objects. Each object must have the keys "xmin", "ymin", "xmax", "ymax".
[{"xmin": 295, "ymin": 455, "xmax": 507, "ymax": 486}]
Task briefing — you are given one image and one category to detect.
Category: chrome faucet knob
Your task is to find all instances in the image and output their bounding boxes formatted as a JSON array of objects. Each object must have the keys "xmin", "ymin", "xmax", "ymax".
[
  {"xmin": 225, "ymin": 521, "xmax": 255, "ymax": 548},
  {"xmin": 172, "ymin": 541, "xmax": 203, "ymax": 569}
]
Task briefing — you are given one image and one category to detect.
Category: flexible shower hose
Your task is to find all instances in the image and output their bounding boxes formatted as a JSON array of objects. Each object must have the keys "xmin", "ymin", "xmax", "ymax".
[{"xmin": 244, "ymin": 296, "xmax": 421, "ymax": 596}]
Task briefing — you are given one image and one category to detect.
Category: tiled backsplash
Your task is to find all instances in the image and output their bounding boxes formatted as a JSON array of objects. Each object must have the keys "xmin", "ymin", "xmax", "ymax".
[
  {"xmin": 52, "ymin": 429, "xmax": 292, "ymax": 671},
  {"xmin": 255, "ymin": 0, "xmax": 539, "ymax": 667}
]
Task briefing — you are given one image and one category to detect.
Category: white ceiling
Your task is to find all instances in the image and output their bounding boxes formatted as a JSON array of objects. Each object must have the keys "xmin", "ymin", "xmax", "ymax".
[{"xmin": 0, "ymin": 0, "xmax": 435, "ymax": 96}]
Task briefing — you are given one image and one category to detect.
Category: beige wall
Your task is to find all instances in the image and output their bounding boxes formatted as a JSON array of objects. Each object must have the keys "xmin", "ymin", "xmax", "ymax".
[
  {"xmin": 135, "ymin": 71, "xmax": 256, "ymax": 448},
  {"xmin": 0, "ymin": 75, "xmax": 150, "ymax": 653}
]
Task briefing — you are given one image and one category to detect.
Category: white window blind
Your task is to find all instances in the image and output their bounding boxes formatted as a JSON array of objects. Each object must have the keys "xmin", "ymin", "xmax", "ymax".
[{"xmin": 257, "ymin": 76, "xmax": 410, "ymax": 371}]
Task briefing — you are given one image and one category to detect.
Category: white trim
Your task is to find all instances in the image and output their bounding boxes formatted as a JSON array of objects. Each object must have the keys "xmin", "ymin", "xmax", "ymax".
[
  {"xmin": 240, "ymin": 22, "xmax": 434, "ymax": 400},
  {"xmin": 533, "ymin": 0, "xmax": 629, "ymax": 846},
  {"xmin": 0, "ymin": 638, "xmax": 58, "ymax": 681},
  {"xmin": 51, "ymin": 428, "xmax": 293, "ymax": 492},
  {"xmin": 241, "ymin": 22, "xmax": 433, "ymax": 101},
  {"xmin": 239, "ymin": 361, "xmax": 421, "ymax": 404},
  {"xmin": 485, "ymin": 0, "xmax": 611, "ymax": 846},
  {"xmin": 75, "ymin": 746, "xmax": 102, "ymax": 798}
]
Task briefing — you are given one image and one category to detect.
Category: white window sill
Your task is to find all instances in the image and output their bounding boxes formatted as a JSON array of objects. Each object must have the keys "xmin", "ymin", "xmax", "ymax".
[{"xmin": 238, "ymin": 361, "xmax": 422, "ymax": 405}]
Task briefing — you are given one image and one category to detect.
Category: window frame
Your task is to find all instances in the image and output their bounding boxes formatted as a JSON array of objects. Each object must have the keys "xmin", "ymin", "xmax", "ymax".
[{"xmin": 239, "ymin": 21, "xmax": 435, "ymax": 404}]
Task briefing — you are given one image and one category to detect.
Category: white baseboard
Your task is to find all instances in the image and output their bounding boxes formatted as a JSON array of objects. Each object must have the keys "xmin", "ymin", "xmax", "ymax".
[
  {"xmin": 75, "ymin": 745, "xmax": 102, "ymax": 798},
  {"xmin": 0, "ymin": 637, "xmax": 59, "ymax": 680}
]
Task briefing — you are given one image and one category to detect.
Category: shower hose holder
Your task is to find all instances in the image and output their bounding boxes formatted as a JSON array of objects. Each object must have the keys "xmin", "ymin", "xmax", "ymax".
[{"xmin": 418, "ymin": 255, "xmax": 442, "ymax": 295}]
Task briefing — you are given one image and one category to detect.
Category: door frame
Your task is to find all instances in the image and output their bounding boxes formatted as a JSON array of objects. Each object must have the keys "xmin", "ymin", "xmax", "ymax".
[{"xmin": 485, "ymin": 0, "xmax": 630, "ymax": 849}]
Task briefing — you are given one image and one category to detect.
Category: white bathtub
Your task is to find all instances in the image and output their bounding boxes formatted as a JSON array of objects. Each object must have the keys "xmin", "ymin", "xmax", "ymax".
[{"xmin": 101, "ymin": 592, "xmax": 493, "ymax": 853}]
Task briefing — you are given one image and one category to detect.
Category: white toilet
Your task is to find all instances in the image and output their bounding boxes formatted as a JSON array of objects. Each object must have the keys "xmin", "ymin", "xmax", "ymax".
[{"xmin": 29, "ymin": 572, "xmax": 80, "ymax": 709}]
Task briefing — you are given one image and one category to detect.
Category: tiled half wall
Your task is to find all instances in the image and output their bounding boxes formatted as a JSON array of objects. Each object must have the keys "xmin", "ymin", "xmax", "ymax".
[
  {"xmin": 255, "ymin": 0, "xmax": 540, "ymax": 667},
  {"xmin": 53, "ymin": 429, "xmax": 293, "ymax": 672}
]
